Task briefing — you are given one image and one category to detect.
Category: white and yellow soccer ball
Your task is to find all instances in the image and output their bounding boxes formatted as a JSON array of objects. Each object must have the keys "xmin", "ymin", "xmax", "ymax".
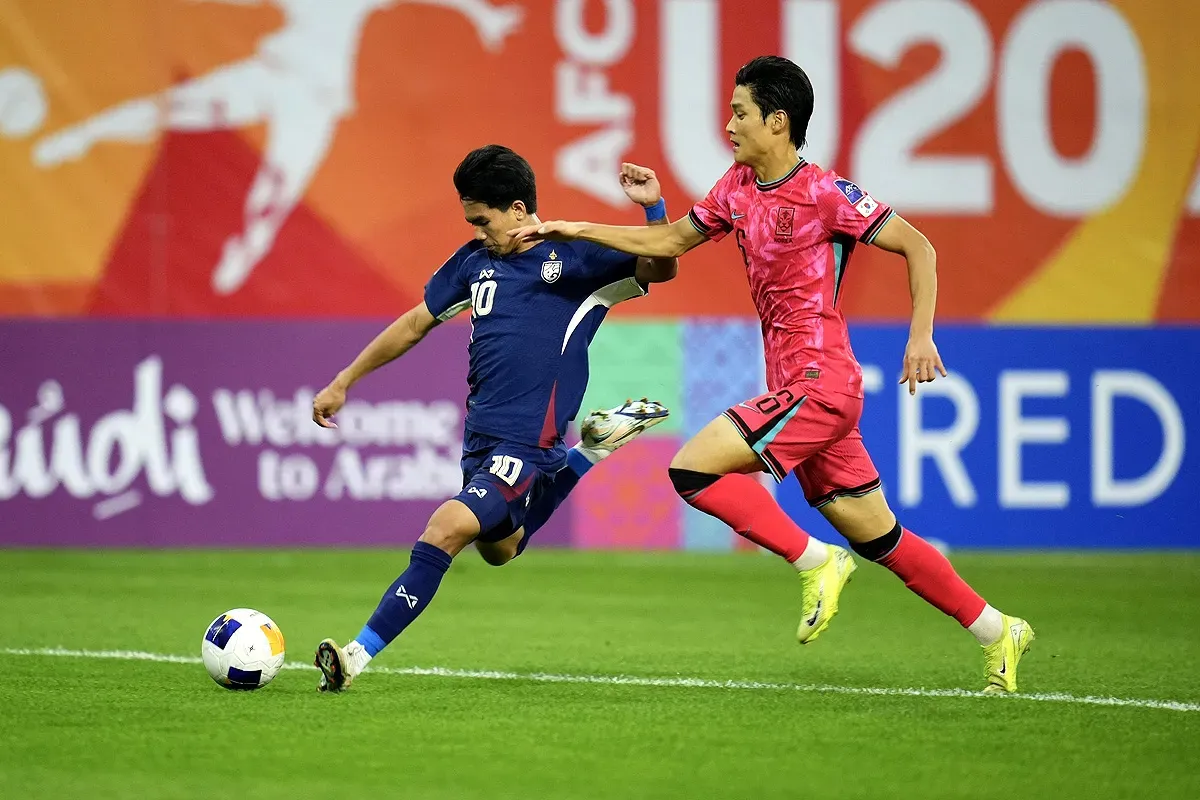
[{"xmin": 201, "ymin": 608, "xmax": 286, "ymax": 690}]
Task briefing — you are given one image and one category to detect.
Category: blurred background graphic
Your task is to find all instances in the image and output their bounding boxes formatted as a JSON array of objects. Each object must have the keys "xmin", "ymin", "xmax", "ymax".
[{"xmin": 2, "ymin": 0, "xmax": 1196, "ymax": 550}]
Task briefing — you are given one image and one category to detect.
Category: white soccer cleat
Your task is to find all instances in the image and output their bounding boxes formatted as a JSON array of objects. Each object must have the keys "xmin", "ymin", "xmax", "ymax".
[
  {"xmin": 315, "ymin": 638, "xmax": 356, "ymax": 693},
  {"xmin": 580, "ymin": 398, "xmax": 669, "ymax": 454}
]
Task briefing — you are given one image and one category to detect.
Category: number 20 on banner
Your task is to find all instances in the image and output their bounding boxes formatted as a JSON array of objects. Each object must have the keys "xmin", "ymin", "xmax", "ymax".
[{"xmin": 660, "ymin": 0, "xmax": 1198, "ymax": 217}]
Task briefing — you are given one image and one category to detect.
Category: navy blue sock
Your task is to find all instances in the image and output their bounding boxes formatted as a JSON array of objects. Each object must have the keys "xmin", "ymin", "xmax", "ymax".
[
  {"xmin": 517, "ymin": 448, "xmax": 594, "ymax": 554},
  {"xmin": 357, "ymin": 541, "xmax": 453, "ymax": 657}
]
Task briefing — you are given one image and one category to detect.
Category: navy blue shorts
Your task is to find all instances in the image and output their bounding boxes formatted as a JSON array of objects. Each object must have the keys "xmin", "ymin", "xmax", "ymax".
[{"xmin": 455, "ymin": 430, "xmax": 568, "ymax": 543}]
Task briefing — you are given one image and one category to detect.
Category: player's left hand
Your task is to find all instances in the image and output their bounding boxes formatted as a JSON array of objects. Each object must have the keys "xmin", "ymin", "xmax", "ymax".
[
  {"xmin": 619, "ymin": 162, "xmax": 662, "ymax": 207},
  {"xmin": 899, "ymin": 334, "xmax": 948, "ymax": 395},
  {"xmin": 312, "ymin": 380, "xmax": 347, "ymax": 429},
  {"xmin": 508, "ymin": 220, "xmax": 583, "ymax": 243}
]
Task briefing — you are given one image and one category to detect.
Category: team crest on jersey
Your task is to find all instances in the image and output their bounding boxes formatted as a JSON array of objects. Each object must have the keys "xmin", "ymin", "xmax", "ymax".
[
  {"xmin": 541, "ymin": 250, "xmax": 563, "ymax": 283},
  {"xmin": 774, "ymin": 207, "xmax": 796, "ymax": 241}
]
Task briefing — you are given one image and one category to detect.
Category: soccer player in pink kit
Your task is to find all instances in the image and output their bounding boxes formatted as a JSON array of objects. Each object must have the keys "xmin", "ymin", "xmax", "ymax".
[{"xmin": 511, "ymin": 56, "xmax": 1034, "ymax": 693}]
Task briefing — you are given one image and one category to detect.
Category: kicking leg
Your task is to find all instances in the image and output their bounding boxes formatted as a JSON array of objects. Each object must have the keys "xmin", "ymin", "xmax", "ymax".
[
  {"xmin": 668, "ymin": 392, "xmax": 854, "ymax": 644},
  {"xmin": 315, "ymin": 499, "xmax": 476, "ymax": 692},
  {"xmin": 474, "ymin": 399, "xmax": 670, "ymax": 566}
]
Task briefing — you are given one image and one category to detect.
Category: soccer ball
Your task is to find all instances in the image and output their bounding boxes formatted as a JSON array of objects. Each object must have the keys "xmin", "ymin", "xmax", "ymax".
[{"xmin": 201, "ymin": 608, "xmax": 286, "ymax": 690}]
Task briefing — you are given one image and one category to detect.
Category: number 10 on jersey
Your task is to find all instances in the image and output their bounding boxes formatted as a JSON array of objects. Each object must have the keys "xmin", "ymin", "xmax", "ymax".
[{"xmin": 470, "ymin": 280, "xmax": 497, "ymax": 317}]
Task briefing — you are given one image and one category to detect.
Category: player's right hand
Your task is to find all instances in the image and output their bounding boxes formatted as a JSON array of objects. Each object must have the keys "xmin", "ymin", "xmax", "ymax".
[
  {"xmin": 619, "ymin": 163, "xmax": 662, "ymax": 207},
  {"xmin": 508, "ymin": 220, "xmax": 583, "ymax": 243},
  {"xmin": 312, "ymin": 381, "xmax": 347, "ymax": 429}
]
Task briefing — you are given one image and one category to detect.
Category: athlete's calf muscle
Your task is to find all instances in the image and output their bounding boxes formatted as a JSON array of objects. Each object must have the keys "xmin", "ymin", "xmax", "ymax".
[
  {"xmin": 474, "ymin": 529, "xmax": 523, "ymax": 566},
  {"xmin": 817, "ymin": 490, "xmax": 896, "ymax": 544}
]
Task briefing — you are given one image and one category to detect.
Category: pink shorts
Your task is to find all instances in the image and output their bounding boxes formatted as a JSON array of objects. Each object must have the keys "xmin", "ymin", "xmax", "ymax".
[{"xmin": 722, "ymin": 381, "xmax": 882, "ymax": 507}]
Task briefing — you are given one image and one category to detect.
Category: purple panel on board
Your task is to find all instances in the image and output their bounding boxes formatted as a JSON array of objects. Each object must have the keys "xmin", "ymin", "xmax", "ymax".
[{"xmin": 0, "ymin": 321, "xmax": 572, "ymax": 548}]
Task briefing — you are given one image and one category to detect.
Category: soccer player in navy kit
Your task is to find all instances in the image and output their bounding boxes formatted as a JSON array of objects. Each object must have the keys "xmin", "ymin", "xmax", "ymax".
[{"xmin": 310, "ymin": 145, "xmax": 678, "ymax": 691}]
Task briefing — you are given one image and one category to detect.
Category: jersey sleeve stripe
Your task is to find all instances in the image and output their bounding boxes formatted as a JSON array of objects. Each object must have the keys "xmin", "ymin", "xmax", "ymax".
[
  {"xmin": 688, "ymin": 208, "xmax": 732, "ymax": 238},
  {"xmin": 436, "ymin": 297, "xmax": 472, "ymax": 322},
  {"xmin": 860, "ymin": 208, "xmax": 895, "ymax": 244}
]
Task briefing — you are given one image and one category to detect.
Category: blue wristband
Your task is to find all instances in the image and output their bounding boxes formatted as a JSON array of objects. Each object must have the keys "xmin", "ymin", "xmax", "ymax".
[{"xmin": 643, "ymin": 198, "xmax": 667, "ymax": 222}]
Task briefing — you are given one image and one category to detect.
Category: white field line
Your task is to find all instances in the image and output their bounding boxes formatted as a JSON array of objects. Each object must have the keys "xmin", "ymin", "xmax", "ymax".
[{"xmin": 6, "ymin": 646, "xmax": 1199, "ymax": 714}]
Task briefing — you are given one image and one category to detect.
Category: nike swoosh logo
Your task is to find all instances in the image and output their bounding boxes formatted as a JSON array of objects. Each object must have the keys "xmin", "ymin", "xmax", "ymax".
[
  {"xmin": 1011, "ymin": 624, "xmax": 1025, "ymax": 649},
  {"xmin": 606, "ymin": 429, "xmax": 639, "ymax": 445},
  {"xmin": 999, "ymin": 658, "xmax": 1007, "ymax": 675},
  {"xmin": 806, "ymin": 597, "xmax": 822, "ymax": 627},
  {"xmin": 731, "ymin": 212, "xmax": 745, "ymax": 219}
]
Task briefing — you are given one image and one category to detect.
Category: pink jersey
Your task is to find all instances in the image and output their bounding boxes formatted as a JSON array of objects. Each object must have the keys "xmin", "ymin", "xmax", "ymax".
[{"xmin": 689, "ymin": 160, "xmax": 894, "ymax": 398}]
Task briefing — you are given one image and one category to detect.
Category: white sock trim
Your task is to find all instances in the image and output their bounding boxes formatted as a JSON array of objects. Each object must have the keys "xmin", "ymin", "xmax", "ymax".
[
  {"xmin": 790, "ymin": 538, "xmax": 831, "ymax": 572},
  {"xmin": 573, "ymin": 444, "xmax": 607, "ymax": 465},
  {"xmin": 346, "ymin": 640, "xmax": 374, "ymax": 676},
  {"xmin": 968, "ymin": 605, "xmax": 1005, "ymax": 646}
]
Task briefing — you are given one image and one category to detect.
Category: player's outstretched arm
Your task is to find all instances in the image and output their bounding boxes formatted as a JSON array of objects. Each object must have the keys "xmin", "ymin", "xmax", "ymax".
[
  {"xmin": 617, "ymin": 162, "xmax": 680, "ymax": 283},
  {"xmin": 510, "ymin": 216, "xmax": 706, "ymax": 260},
  {"xmin": 312, "ymin": 301, "xmax": 439, "ymax": 428},
  {"xmin": 870, "ymin": 215, "xmax": 948, "ymax": 395}
]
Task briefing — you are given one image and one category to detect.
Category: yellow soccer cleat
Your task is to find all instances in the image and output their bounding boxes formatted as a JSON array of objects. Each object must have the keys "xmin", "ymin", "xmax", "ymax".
[
  {"xmin": 982, "ymin": 616, "xmax": 1035, "ymax": 693},
  {"xmin": 796, "ymin": 545, "xmax": 857, "ymax": 644}
]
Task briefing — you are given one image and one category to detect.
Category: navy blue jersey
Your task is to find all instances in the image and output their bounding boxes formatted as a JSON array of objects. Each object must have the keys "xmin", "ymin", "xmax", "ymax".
[{"xmin": 424, "ymin": 239, "xmax": 644, "ymax": 447}]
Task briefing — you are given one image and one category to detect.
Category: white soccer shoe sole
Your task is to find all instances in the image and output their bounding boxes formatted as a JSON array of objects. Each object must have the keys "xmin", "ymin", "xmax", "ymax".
[{"xmin": 580, "ymin": 398, "xmax": 670, "ymax": 452}]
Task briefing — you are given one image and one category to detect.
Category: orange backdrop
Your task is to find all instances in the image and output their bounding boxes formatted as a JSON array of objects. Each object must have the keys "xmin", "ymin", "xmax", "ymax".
[{"xmin": 0, "ymin": 0, "xmax": 1196, "ymax": 322}]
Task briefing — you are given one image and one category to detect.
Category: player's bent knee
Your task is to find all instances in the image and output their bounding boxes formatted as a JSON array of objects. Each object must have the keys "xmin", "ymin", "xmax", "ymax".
[
  {"xmin": 475, "ymin": 538, "xmax": 518, "ymax": 567},
  {"xmin": 475, "ymin": 544, "xmax": 513, "ymax": 567},
  {"xmin": 668, "ymin": 442, "xmax": 700, "ymax": 472},
  {"xmin": 818, "ymin": 491, "xmax": 896, "ymax": 545},
  {"xmin": 419, "ymin": 500, "xmax": 482, "ymax": 557},
  {"xmin": 669, "ymin": 443, "xmax": 723, "ymax": 473},
  {"xmin": 849, "ymin": 521, "xmax": 903, "ymax": 562},
  {"xmin": 668, "ymin": 467, "xmax": 720, "ymax": 501},
  {"xmin": 474, "ymin": 528, "xmax": 524, "ymax": 566},
  {"xmin": 671, "ymin": 416, "xmax": 762, "ymax": 475},
  {"xmin": 418, "ymin": 523, "xmax": 472, "ymax": 556}
]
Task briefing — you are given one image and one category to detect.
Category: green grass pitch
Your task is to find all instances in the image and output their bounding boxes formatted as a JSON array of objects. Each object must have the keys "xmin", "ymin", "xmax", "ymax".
[{"xmin": 3, "ymin": 549, "xmax": 1198, "ymax": 799}]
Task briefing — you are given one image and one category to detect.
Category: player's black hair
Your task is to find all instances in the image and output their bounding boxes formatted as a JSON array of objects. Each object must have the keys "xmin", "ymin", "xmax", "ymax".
[
  {"xmin": 734, "ymin": 56, "xmax": 814, "ymax": 150},
  {"xmin": 453, "ymin": 144, "xmax": 538, "ymax": 214}
]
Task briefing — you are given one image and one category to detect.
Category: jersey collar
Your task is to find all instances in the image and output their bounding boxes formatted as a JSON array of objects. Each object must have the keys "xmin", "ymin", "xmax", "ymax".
[{"xmin": 756, "ymin": 159, "xmax": 807, "ymax": 192}]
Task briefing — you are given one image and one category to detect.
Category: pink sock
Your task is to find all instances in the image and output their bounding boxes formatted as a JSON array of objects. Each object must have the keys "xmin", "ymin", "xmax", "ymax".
[
  {"xmin": 879, "ymin": 528, "xmax": 986, "ymax": 626},
  {"xmin": 680, "ymin": 473, "xmax": 811, "ymax": 562}
]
